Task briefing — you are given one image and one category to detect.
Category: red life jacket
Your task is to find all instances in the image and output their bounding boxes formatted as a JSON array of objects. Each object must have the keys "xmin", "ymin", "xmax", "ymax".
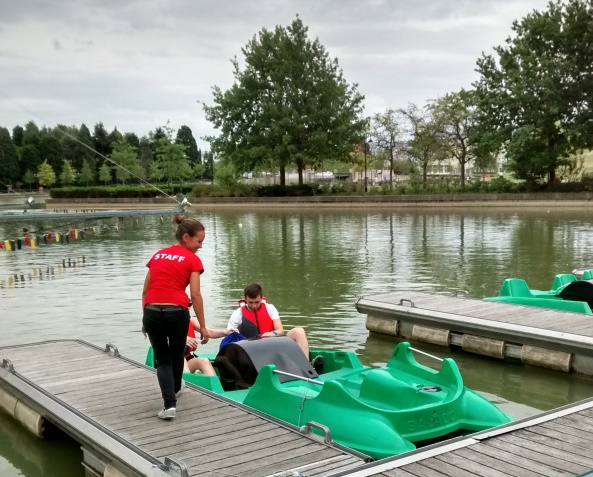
[{"xmin": 240, "ymin": 300, "xmax": 274, "ymax": 334}]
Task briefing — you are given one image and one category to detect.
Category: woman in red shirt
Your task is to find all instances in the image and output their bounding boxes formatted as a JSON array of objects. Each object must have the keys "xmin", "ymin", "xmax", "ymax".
[{"xmin": 142, "ymin": 213, "xmax": 210, "ymax": 419}]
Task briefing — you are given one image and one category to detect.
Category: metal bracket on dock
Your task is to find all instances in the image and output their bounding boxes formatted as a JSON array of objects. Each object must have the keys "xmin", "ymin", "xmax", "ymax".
[
  {"xmin": 300, "ymin": 421, "xmax": 333, "ymax": 444},
  {"xmin": 104, "ymin": 344, "xmax": 120, "ymax": 357},
  {"xmin": 1, "ymin": 358, "xmax": 15, "ymax": 373},
  {"xmin": 161, "ymin": 457, "xmax": 189, "ymax": 477},
  {"xmin": 398, "ymin": 299, "xmax": 415, "ymax": 308},
  {"xmin": 452, "ymin": 290, "xmax": 469, "ymax": 298}
]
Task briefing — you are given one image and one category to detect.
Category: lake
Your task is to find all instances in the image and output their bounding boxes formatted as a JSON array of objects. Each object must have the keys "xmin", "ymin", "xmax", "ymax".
[{"xmin": 2, "ymin": 206, "xmax": 593, "ymax": 476}]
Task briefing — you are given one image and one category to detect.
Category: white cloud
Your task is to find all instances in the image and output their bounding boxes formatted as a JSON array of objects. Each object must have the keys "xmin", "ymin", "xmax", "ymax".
[{"xmin": 0, "ymin": 0, "xmax": 549, "ymax": 149}]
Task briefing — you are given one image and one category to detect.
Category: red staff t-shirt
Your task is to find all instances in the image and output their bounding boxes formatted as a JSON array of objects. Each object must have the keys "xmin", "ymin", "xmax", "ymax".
[{"xmin": 144, "ymin": 244, "xmax": 204, "ymax": 307}]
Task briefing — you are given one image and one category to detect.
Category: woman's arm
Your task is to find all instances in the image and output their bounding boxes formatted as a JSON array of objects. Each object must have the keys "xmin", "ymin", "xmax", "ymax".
[
  {"xmin": 189, "ymin": 271, "xmax": 209, "ymax": 344},
  {"xmin": 189, "ymin": 316, "xmax": 229, "ymax": 339},
  {"xmin": 141, "ymin": 271, "xmax": 150, "ymax": 337}
]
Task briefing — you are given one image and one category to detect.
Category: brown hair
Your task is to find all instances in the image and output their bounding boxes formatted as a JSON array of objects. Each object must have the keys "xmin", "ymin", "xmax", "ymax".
[
  {"xmin": 244, "ymin": 283, "xmax": 263, "ymax": 299},
  {"xmin": 173, "ymin": 214, "xmax": 205, "ymax": 241}
]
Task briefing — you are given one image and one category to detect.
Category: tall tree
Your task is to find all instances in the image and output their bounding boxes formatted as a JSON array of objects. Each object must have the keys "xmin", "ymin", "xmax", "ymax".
[
  {"xmin": 430, "ymin": 90, "xmax": 481, "ymax": 189},
  {"xmin": 401, "ymin": 103, "xmax": 444, "ymax": 185},
  {"xmin": 175, "ymin": 125, "xmax": 200, "ymax": 166},
  {"xmin": 98, "ymin": 162, "xmax": 112, "ymax": 185},
  {"xmin": 475, "ymin": 0, "xmax": 593, "ymax": 185},
  {"xmin": 19, "ymin": 144, "xmax": 42, "ymax": 177},
  {"xmin": 123, "ymin": 132, "xmax": 140, "ymax": 150},
  {"xmin": 39, "ymin": 134, "xmax": 64, "ymax": 177},
  {"xmin": 12, "ymin": 125, "xmax": 24, "ymax": 147},
  {"xmin": 151, "ymin": 126, "xmax": 192, "ymax": 186},
  {"xmin": 59, "ymin": 161, "xmax": 77, "ymax": 186},
  {"xmin": 92, "ymin": 122, "xmax": 111, "ymax": 161},
  {"xmin": 37, "ymin": 160, "xmax": 56, "ymax": 188},
  {"xmin": 78, "ymin": 160, "xmax": 95, "ymax": 186},
  {"xmin": 138, "ymin": 136, "xmax": 153, "ymax": 180},
  {"xmin": 22, "ymin": 169, "xmax": 36, "ymax": 189},
  {"xmin": 108, "ymin": 127, "xmax": 123, "ymax": 150},
  {"xmin": 371, "ymin": 109, "xmax": 405, "ymax": 191},
  {"xmin": 204, "ymin": 16, "xmax": 365, "ymax": 185},
  {"xmin": 22, "ymin": 121, "xmax": 41, "ymax": 149},
  {"xmin": 110, "ymin": 139, "xmax": 143, "ymax": 184},
  {"xmin": 0, "ymin": 127, "xmax": 20, "ymax": 185}
]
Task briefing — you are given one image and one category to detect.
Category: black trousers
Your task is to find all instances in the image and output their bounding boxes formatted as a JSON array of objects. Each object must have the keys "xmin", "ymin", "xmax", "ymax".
[{"xmin": 143, "ymin": 305, "xmax": 190, "ymax": 409}]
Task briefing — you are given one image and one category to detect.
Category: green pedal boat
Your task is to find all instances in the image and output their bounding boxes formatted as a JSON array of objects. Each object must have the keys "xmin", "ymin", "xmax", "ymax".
[
  {"xmin": 146, "ymin": 338, "xmax": 512, "ymax": 460},
  {"xmin": 485, "ymin": 271, "xmax": 593, "ymax": 314}
]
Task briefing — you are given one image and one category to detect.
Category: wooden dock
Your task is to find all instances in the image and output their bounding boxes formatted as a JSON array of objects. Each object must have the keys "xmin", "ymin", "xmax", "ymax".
[
  {"xmin": 330, "ymin": 397, "xmax": 593, "ymax": 477},
  {"xmin": 0, "ymin": 340, "xmax": 366, "ymax": 477},
  {"xmin": 356, "ymin": 291, "xmax": 593, "ymax": 376}
]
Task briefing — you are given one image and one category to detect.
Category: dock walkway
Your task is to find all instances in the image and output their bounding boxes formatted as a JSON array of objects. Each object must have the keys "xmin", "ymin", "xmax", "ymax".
[
  {"xmin": 356, "ymin": 291, "xmax": 593, "ymax": 376},
  {"xmin": 332, "ymin": 397, "xmax": 593, "ymax": 477},
  {"xmin": 0, "ymin": 340, "xmax": 366, "ymax": 477}
]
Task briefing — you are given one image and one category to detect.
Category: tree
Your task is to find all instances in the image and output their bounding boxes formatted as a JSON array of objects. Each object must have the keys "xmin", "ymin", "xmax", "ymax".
[
  {"xmin": 37, "ymin": 160, "xmax": 56, "ymax": 187},
  {"xmin": 78, "ymin": 160, "xmax": 95, "ymax": 185},
  {"xmin": 401, "ymin": 103, "xmax": 444, "ymax": 185},
  {"xmin": 59, "ymin": 161, "xmax": 77, "ymax": 185},
  {"xmin": 371, "ymin": 109, "xmax": 405, "ymax": 191},
  {"xmin": 110, "ymin": 139, "xmax": 143, "ymax": 184},
  {"xmin": 203, "ymin": 16, "xmax": 366, "ymax": 185},
  {"xmin": 57, "ymin": 124, "xmax": 93, "ymax": 172},
  {"xmin": 22, "ymin": 169, "xmax": 36, "ymax": 188},
  {"xmin": 474, "ymin": 0, "xmax": 593, "ymax": 185},
  {"xmin": 123, "ymin": 132, "xmax": 140, "ymax": 150},
  {"xmin": 176, "ymin": 126, "xmax": 200, "ymax": 166},
  {"xmin": 151, "ymin": 125, "xmax": 192, "ymax": 186},
  {"xmin": 430, "ymin": 90, "xmax": 481, "ymax": 189},
  {"xmin": 12, "ymin": 125, "xmax": 24, "ymax": 147},
  {"xmin": 19, "ymin": 144, "xmax": 42, "ymax": 179},
  {"xmin": 22, "ymin": 121, "xmax": 41, "ymax": 149},
  {"xmin": 92, "ymin": 122, "xmax": 111, "ymax": 162},
  {"xmin": 98, "ymin": 162, "xmax": 112, "ymax": 184},
  {"xmin": 108, "ymin": 127, "xmax": 123, "ymax": 149},
  {"xmin": 0, "ymin": 127, "xmax": 20, "ymax": 185},
  {"xmin": 39, "ymin": 134, "xmax": 64, "ymax": 177},
  {"xmin": 138, "ymin": 136, "xmax": 153, "ymax": 180},
  {"xmin": 203, "ymin": 150, "xmax": 214, "ymax": 181}
]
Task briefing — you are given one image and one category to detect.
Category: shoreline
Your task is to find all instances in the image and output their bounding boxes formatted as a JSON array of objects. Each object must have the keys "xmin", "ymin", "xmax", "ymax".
[{"xmin": 44, "ymin": 191, "xmax": 593, "ymax": 210}]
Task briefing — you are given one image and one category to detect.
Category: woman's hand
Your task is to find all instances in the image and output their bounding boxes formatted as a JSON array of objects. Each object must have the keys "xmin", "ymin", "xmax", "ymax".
[{"xmin": 200, "ymin": 329, "xmax": 210, "ymax": 344}]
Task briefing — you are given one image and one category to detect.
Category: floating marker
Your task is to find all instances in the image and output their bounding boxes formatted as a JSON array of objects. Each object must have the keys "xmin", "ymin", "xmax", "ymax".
[
  {"xmin": 30, "ymin": 238, "xmax": 36, "ymax": 249},
  {"xmin": 16, "ymin": 239, "xmax": 22, "ymax": 250},
  {"xmin": 75, "ymin": 230, "xmax": 79, "ymax": 239},
  {"xmin": 55, "ymin": 233, "xmax": 60, "ymax": 242},
  {"xmin": 4, "ymin": 240, "xmax": 10, "ymax": 251}
]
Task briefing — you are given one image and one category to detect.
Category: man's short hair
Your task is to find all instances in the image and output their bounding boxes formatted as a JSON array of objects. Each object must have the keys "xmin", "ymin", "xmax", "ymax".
[{"xmin": 244, "ymin": 283, "xmax": 263, "ymax": 299}]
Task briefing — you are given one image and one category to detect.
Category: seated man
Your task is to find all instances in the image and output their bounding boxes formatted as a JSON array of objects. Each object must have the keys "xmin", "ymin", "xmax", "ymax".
[{"xmin": 227, "ymin": 283, "xmax": 323, "ymax": 373}]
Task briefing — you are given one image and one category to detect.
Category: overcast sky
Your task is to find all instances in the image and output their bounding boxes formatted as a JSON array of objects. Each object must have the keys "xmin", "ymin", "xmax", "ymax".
[{"xmin": 0, "ymin": 0, "xmax": 549, "ymax": 149}]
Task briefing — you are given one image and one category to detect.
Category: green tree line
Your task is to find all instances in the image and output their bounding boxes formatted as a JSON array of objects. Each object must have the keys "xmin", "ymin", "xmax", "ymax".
[{"xmin": 0, "ymin": 121, "xmax": 215, "ymax": 189}]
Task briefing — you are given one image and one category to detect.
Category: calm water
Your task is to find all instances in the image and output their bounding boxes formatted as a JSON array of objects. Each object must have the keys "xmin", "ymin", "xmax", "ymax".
[{"xmin": 1, "ymin": 206, "xmax": 593, "ymax": 475}]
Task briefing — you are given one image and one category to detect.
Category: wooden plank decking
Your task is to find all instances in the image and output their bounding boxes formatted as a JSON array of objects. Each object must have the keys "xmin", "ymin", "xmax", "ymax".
[
  {"xmin": 329, "ymin": 398, "xmax": 593, "ymax": 477},
  {"xmin": 356, "ymin": 291, "xmax": 593, "ymax": 374},
  {"xmin": 0, "ymin": 340, "xmax": 366, "ymax": 477}
]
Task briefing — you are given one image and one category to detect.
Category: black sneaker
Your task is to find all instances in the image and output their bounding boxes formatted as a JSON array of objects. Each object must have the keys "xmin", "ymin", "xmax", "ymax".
[{"xmin": 311, "ymin": 355, "xmax": 324, "ymax": 374}]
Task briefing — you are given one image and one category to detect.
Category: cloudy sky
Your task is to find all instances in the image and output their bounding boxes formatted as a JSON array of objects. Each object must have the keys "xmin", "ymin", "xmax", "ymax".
[{"xmin": 1, "ymin": 0, "xmax": 549, "ymax": 149}]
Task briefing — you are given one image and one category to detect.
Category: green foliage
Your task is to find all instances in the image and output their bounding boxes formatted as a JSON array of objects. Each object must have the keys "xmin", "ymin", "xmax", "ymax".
[
  {"xmin": 0, "ymin": 127, "xmax": 20, "ymax": 184},
  {"xmin": 12, "ymin": 125, "xmax": 24, "ymax": 147},
  {"xmin": 430, "ymin": 89, "xmax": 481, "ymax": 189},
  {"xmin": 39, "ymin": 134, "xmax": 64, "ymax": 177},
  {"xmin": 214, "ymin": 163, "xmax": 240, "ymax": 189},
  {"xmin": 204, "ymin": 16, "xmax": 366, "ymax": 185},
  {"xmin": 152, "ymin": 125, "xmax": 192, "ymax": 185},
  {"xmin": 110, "ymin": 139, "xmax": 143, "ymax": 184},
  {"xmin": 22, "ymin": 169, "xmax": 36, "ymax": 188},
  {"xmin": 98, "ymin": 162, "xmax": 112, "ymax": 185},
  {"xmin": 475, "ymin": 0, "xmax": 593, "ymax": 184},
  {"xmin": 176, "ymin": 126, "xmax": 200, "ymax": 165},
  {"xmin": 37, "ymin": 160, "xmax": 56, "ymax": 187},
  {"xmin": 78, "ymin": 160, "xmax": 95, "ymax": 185},
  {"xmin": 59, "ymin": 161, "xmax": 77, "ymax": 185}
]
